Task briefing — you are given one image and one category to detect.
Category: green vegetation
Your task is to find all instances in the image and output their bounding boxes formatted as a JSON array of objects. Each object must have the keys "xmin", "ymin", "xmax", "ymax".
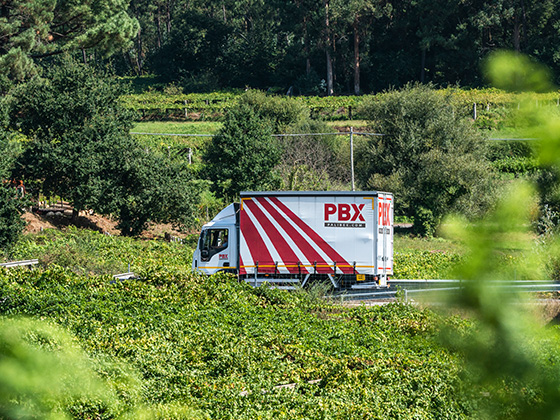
[
  {"xmin": 106, "ymin": 0, "xmax": 560, "ymax": 95},
  {"xmin": 0, "ymin": 0, "xmax": 138, "ymax": 84},
  {"xmin": 7, "ymin": 227, "xmax": 195, "ymax": 275},
  {"xmin": 8, "ymin": 58, "xmax": 203, "ymax": 236},
  {"xmin": 357, "ymin": 84, "xmax": 497, "ymax": 236},
  {"xmin": 0, "ymin": 259, "xmax": 472, "ymax": 419},
  {"xmin": 204, "ymin": 93, "xmax": 281, "ymax": 197},
  {"xmin": 132, "ymin": 122, "xmax": 223, "ymax": 135},
  {"xmin": 6, "ymin": 1, "xmax": 560, "ymax": 417},
  {"xmin": 0, "ymin": 214, "xmax": 557, "ymax": 419},
  {"xmin": 120, "ymin": 88, "xmax": 560, "ymax": 123},
  {"xmin": 0, "ymin": 186, "xmax": 26, "ymax": 252},
  {"xmin": 6, "ymin": 225, "xmax": 465, "ymax": 281},
  {"xmin": 0, "ymin": 114, "xmax": 26, "ymax": 251}
]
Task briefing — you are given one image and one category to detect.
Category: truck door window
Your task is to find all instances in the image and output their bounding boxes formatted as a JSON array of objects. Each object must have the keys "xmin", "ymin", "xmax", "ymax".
[{"xmin": 200, "ymin": 229, "xmax": 228, "ymax": 261}]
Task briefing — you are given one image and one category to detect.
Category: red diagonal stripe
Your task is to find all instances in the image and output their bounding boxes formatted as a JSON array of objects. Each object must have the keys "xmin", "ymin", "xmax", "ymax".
[
  {"xmin": 240, "ymin": 202, "xmax": 276, "ymax": 273},
  {"xmin": 269, "ymin": 197, "xmax": 354, "ymax": 274},
  {"xmin": 257, "ymin": 197, "xmax": 333, "ymax": 274},
  {"xmin": 246, "ymin": 199, "xmax": 301, "ymax": 274}
]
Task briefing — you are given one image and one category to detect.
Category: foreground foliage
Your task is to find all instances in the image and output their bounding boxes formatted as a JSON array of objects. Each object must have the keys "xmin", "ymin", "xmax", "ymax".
[{"xmin": 0, "ymin": 266, "xmax": 471, "ymax": 419}]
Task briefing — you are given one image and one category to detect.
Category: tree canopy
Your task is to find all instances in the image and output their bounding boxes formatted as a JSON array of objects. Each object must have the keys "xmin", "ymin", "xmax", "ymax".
[
  {"xmin": 99, "ymin": 0, "xmax": 560, "ymax": 94},
  {"xmin": 9, "ymin": 57, "xmax": 200, "ymax": 236},
  {"xmin": 0, "ymin": 0, "xmax": 138, "ymax": 84},
  {"xmin": 204, "ymin": 95, "xmax": 281, "ymax": 198},
  {"xmin": 357, "ymin": 84, "xmax": 497, "ymax": 235}
]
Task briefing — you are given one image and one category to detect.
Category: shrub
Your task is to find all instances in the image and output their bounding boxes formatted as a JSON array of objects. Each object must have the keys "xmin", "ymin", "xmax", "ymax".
[
  {"xmin": 11, "ymin": 57, "xmax": 201, "ymax": 236},
  {"xmin": 357, "ymin": 84, "xmax": 497, "ymax": 235}
]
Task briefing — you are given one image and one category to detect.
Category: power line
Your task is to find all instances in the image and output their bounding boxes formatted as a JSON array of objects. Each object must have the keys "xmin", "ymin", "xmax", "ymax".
[{"xmin": 130, "ymin": 131, "xmax": 536, "ymax": 141}]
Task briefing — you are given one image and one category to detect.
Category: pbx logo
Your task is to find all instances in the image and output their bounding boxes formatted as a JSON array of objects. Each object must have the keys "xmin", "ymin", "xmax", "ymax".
[
  {"xmin": 324, "ymin": 203, "xmax": 365, "ymax": 228},
  {"xmin": 378, "ymin": 202, "xmax": 391, "ymax": 226}
]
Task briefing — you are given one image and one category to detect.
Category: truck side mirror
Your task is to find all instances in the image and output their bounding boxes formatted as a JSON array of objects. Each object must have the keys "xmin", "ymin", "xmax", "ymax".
[{"xmin": 201, "ymin": 250, "xmax": 209, "ymax": 260}]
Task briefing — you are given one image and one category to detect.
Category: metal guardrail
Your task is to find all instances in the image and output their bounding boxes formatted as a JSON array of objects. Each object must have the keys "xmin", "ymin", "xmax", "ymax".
[
  {"xmin": 328, "ymin": 279, "xmax": 560, "ymax": 302},
  {"xmin": 0, "ymin": 259, "xmax": 39, "ymax": 268},
  {"xmin": 112, "ymin": 272, "xmax": 137, "ymax": 281}
]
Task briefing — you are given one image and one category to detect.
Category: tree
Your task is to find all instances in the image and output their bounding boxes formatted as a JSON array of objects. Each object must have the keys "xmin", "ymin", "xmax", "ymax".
[
  {"xmin": 236, "ymin": 90, "xmax": 310, "ymax": 132},
  {"xmin": 0, "ymin": 0, "xmax": 139, "ymax": 83},
  {"xmin": 148, "ymin": 9, "xmax": 231, "ymax": 87},
  {"xmin": 10, "ymin": 57, "xmax": 200, "ymax": 236},
  {"xmin": 356, "ymin": 84, "xmax": 497, "ymax": 235},
  {"xmin": 204, "ymin": 94, "xmax": 283, "ymax": 198},
  {"xmin": 0, "ymin": 99, "xmax": 25, "ymax": 252},
  {"xmin": 331, "ymin": 0, "xmax": 392, "ymax": 94},
  {"xmin": 111, "ymin": 151, "xmax": 202, "ymax": 236}
]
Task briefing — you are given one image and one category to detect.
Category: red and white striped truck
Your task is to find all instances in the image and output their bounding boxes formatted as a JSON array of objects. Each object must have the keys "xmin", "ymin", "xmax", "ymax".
[{"xmin": 192, "ymin": 191, "xmax": 393, "ymax": 289}]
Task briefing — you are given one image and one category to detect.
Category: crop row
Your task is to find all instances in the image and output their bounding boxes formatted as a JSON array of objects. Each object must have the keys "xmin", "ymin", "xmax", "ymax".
[
  {"xmin": 120, "ymin": 88, "xmax": 560, "ymax": 121},
  {"xmin": 0, "ymin": 265, "xmax": 473, "ymax": 419}
]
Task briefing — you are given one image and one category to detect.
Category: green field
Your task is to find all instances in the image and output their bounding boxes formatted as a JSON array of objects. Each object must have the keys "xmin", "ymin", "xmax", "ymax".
[
  {"xmin": 1, "ymin": 227, "xmax": 558, "ymax": 419},
  {"xmin": 0, "ymin": 228, "xmax": 473, "ymax": 419},
  {"xmin": 132, "ymin": 121, "xmax": 223, "ymax": 135},
  {"xmin": 132, "ymin": 120, "xmax": 369, "ymax": 136},
  {"xmin": 0, "ymin": 265, "xmax": 469, "ymax": 419},
  {"xmin": 132, "ymin": 119, "xmax": 529, "ymax": 139}
]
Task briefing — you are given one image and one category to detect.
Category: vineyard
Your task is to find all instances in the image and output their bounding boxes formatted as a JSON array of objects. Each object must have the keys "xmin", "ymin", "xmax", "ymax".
[
  {"xmin": 0, "ymin": 227, "xmax": 474, "ymax": 419},
  {"xmin": 121, "ymin": 87, "xmax": 560, "ymax": 125},
  {"xmin": 0, "ymin": 266, "xmax": 472, "ymax": 419},
  {"xmin": 2, "ymin": 217, "xmax": 559, "ymax": 419}
]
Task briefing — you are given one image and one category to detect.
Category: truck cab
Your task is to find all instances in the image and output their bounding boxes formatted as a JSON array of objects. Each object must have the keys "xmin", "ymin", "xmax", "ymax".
[{"xmin": 192, "ymin": 203, "xmax": 239, "ymax": 275}]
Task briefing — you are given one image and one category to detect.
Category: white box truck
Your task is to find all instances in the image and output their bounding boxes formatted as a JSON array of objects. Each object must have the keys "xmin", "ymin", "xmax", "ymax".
[{"xmin": 192, "ymin": 191, "xmax": 393, "ymax": 289}]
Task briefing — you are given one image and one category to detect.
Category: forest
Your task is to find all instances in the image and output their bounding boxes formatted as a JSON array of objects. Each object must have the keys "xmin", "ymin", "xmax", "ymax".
[
  {"xmin": 119, "ymin": 0, "xmax": 560, "ymax": 94},
  {"xmin": 3, "ymin": 0, "xmax": 560, "ymax": 94}
]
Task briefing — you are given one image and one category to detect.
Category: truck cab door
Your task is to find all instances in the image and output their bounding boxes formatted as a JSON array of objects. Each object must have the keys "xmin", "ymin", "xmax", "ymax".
[{"xmin": 194, "ymin": 227, "xmax": 236, "ymax": 274}]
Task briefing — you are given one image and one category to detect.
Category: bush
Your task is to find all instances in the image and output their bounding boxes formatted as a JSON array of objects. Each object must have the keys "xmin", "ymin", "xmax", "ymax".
[
  {"xmin": 0, "ymin": 185, "xmax": 26, "ymax": 253},
  {"xmin": 237, "ymin": 90, "xmax": 310, "ymax": 132},
  {"xmin": 0, "ymin": 124, "xmax": 26, "ymax": 253},
  {"xmin": 357, "ymin": 84, "xmax": 497, "ymax": 235}
]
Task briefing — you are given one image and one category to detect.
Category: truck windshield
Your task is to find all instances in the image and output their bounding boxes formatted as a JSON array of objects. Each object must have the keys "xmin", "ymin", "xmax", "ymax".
[{"xmin": 199, "ymin": 228, "xmax": 229, "ymax": 261}]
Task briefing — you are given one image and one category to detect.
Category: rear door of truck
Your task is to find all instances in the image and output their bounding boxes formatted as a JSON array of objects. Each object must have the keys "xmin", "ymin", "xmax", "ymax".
[{"xmin": 375, "ymin": 193, "xmax": 394, "ymax": 281}]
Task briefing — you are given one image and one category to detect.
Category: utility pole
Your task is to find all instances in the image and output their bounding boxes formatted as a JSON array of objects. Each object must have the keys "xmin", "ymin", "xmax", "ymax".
[{"xmin": 350, "ymin": 127, "xmax": 355, "ymax": 191}]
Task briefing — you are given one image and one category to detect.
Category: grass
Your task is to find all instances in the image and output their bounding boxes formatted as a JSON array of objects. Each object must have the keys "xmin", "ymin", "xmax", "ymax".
[
  {"xmin": 394, "ymin": 233, "xmax": 465, "ymax": 254},
  {"xmin": 132, "ymin": 121, "xmax": 222, "ymax": 135},
  {"xmin": 132, "ymin": 120, "xmax": 534, "ymax": 139},
  {"xmin": 6, "ymin": 227, "xmax": 194, "ymax": 276},
  {"xmin": 132, "ymin": 120, "xmax": 370, "ymax": 135}
]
